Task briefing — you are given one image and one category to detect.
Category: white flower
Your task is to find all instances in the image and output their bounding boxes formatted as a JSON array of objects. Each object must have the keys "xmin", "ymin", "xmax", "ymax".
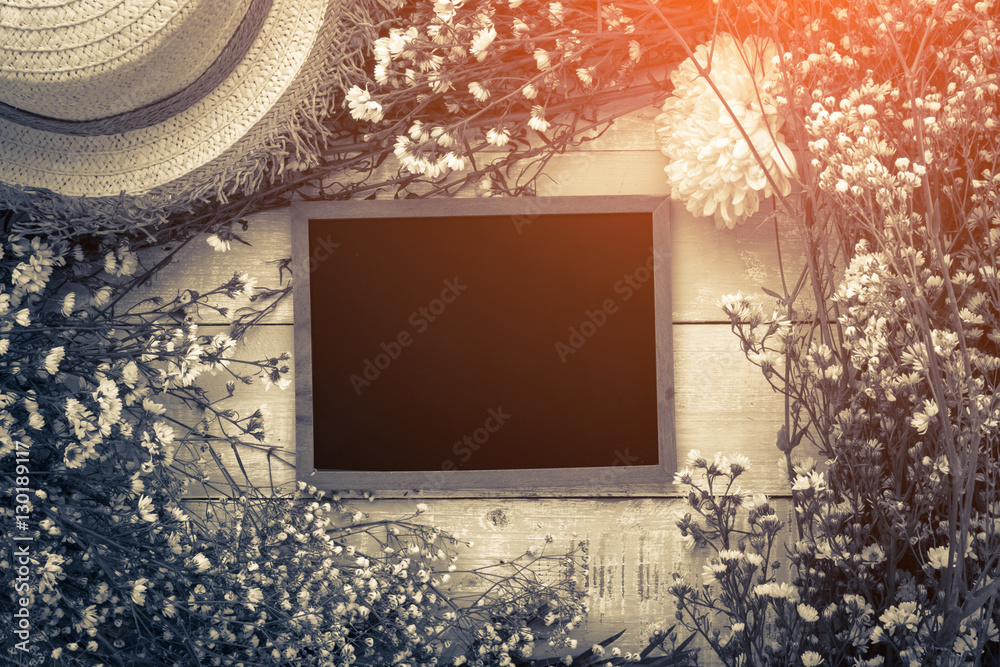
[
  {"xmin": 189, "ymin": 553, "xmax": 212, "ymax": 573},
  {"xmin": 61, "ymin": 292, "xmax": 76, "ymax": 316},
  {"xmin": 409, "ymin": 120, "xmax": 428, "ymax": 142},
  {"xmin": 136, "ymin": 495, "xmax": 158, "ymax": 523},
  {"xmin": 236, "ymin": 273, "xmax": 257, "ymax": 298},
  {"xmin": 440, "ymin": 152, "xmax": 467, "ymax": 172},
  {"xmin": 655, "ymin": 34, "xmax": 796, "ymax": 228},
  {"xmin": 117, "ymin": 247, "xmax": 139, "ymax": 276},
  {"xmin": 206, "ymin": 234, "xmax": 231, "ymax": 252},
  {"xmin": 92, "ymin": 286, "xmax": 112, "ymax": 307},
  {"xmin": 534, "ymin": 48, "xmax": 552, "ymax": 70},
  {"xmin": 434, "ymin": 0, "xmax": 459, "ymax": 22},
  {"xmin": 485, "ymin": 127, "xmax": 511, "ymax": 146},
  {"xmin": 468, "ymin": 81, "xmax": 490, "ymax": 102},
  {"xmin": 522, "ymin": 83, "xmax": 539, "ymax": 99},
  {"xmin": 528, "ymin": 106, "xmax": 551, "ymax": 132},
  {"xmin": 131, "ymin": 579, "xmax": 148, "ymax": 606},
  {"xmin": 798, "ymin": 603, "xmax": 819, "ymax": 622},
  {"xmin": 754, "ymin": 582, "xmax": 799, "ymax": 601},
  {"xmin": 628, "ymin": 40, "xmax": 642, "ymax": 61},
  {"xmin": 927, "ymin": 545, "xmax": 951, "ymax": 569},
  {"xmin": 548, "ymin": 2, "xmax": 565, "ymax": 24},
  {"xmin": 43, "ymin": 346, "xmax": 65, "ymax": 375},
  {"xmin": 428, "ymin": 70, "xmax": 453, "ymax": 94},
  {"xmin": 470, "ymin": 26, "xmax": 497, "ymax": 61},
  {"xmin": 910, "ymin": 399, "xmax": 939, "ymax": 435},
  {"xmin": 880, "ymin": 601, "xmax": 921, "ymax": 633},
  {"xmin": 576, "ymin": 67, "xmax": 595, "ymax": 86},
  {"xmin": 345, "ymin": 86, "xmax": 384, "ymax": 123},
  {"xmin": 14, "ymin": 308, "xmax": 30, "ymax": 326},
  {"xmin": 792, "ymin": 470, "xmax": 827, "ymax": 493},
  {"xmin": 801, "ymin": 651, "xmax": 824, "ymax": 667}
]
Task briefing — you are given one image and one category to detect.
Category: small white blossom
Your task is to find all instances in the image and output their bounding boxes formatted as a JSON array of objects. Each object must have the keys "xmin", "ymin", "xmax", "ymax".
[
  {"xmin": 528, "ymin": 106, "xmax": 551, "ymax": 132},
  {"xmin": 345, "ymin": 86, "xmax": 385, "ymax": 123},
  {"xmin": 44, "ymin": 346, "xmax": 65, "ymax": 375},
  {"xmin": 801, "ymin": 651, "xmax": 824, "ymax": 667},
  {"xmin": 798, "ymin": 603, "xmax": 820, "ymax": 622},
  {"xmin": 485, "ymin": 127, "xmax": 511, "ymax": 146},
  {"xmin": 533, "ymin": 48, "xmax": 552, "ymax": 70},
  {"xmin": 468, "ymin": 81, "xmax": 490, "ymax": 102},
  {"xmin": 927, "ymin": 545, "xmax": 951, "ymax": 569},
  {"xmin": 470, "ymin": 26, "xmax": 497, "ymax": 61},
  {"xmin": 91, "ymin": 286, "xmax": 113, "ymax": 307},
  {"xmin": 61, "ymin": 292, "xmax": 77, "ymax": 316},
  {"xmin": 206, "ymin": 234, "xmax": 231, "ymax": 252}
]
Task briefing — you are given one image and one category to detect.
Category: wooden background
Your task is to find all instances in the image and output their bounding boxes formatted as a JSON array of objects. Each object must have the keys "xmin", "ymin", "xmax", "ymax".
[{"xmin": 142, "ymin": 101, "xmax": 815, "ymax": 662}]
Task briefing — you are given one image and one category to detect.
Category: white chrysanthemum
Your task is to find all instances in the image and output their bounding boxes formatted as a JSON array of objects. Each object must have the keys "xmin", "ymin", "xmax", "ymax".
[
  {"xmin": 345, "ymin": 86, "xmax": 384, "ymax": 123},
  {"xmin": 656, "ymin": 33, "xmax": 796, "ymax": 228},
  {"xmin": 61, "ymin": 292, "xmax": 76, "ymax": 316},
  {"xmin": 470, "ymin": 26, "xmax": 497, "ymax": 61},
  {"xmin": 206, "ymin": 234, "xmax": 231, "ymax": 252},
  {"xmin": 486, "ymin": 127, "xmax": 511, "ymax": 146},
  {"xmin": 468, "ymin": 81, "xmax": 490, "ymax": 102},
  {"xmin": 528, "ymin": 106, "xmax": 550, "ymax": 132},
  {"xmin": 44, "ymin": 346, "xmax": 65, "ymax": 375}
]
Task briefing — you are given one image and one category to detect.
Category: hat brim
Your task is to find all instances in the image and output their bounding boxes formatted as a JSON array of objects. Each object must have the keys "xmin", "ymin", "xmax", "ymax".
[{"xmin": 0, "ymin": 0, "xmax": 350, "ymax": 212}]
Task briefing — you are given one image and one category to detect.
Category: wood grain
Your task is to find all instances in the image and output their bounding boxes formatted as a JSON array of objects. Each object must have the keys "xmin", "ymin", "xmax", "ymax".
[
  {"xmin": 120, "ymin": 209, "xmax": 294, "ymax": 326},
  {"xmin": 345, "ymin": 495, "xmax": 798, "ymax": 664}
]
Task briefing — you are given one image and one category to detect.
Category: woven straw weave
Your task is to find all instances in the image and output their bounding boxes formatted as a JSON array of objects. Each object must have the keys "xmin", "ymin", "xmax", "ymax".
[
  {"xmin": 0, "ymin": 0, "xmax": 324, "ymax": 196},
  {"xmin": 0, "ymin": 0, "xmax": 371, "ymax": 240},
  {"xmin": 2, "ymin": 0, "xmax": 254, "ymax": 121}
]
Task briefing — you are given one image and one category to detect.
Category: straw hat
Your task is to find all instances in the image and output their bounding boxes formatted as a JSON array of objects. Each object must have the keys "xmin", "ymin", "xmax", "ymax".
[{"xmin": 0, "ymin": 0, "xmax": 360, "ymax": 236}]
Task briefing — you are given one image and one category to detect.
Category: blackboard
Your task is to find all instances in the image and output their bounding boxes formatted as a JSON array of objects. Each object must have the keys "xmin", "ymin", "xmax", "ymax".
[{"xmin": 293, "ymin": 197, "xmax": 674, "ymax": 496}]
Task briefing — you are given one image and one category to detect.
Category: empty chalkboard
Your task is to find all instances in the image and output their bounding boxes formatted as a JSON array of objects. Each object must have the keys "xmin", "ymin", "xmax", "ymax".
[{"xmin": 293, "ymin": 197, "xmax": 675, "ymax": 497}]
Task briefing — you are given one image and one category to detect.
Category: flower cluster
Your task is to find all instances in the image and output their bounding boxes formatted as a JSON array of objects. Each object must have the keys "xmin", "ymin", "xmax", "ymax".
[
  {"xmin": 668, "ymin": 0, "xmax": 1000, "ymax": 664},
  {"xmin": 342, "ymin": 0, "xmax": 708, "ymax": 191},
  {"xmin": 0, "ymin": 230, "xmax": 693, "ymax": 666},
  {"xmin": 0, "ymin": 232, "xmax": 293, "ymax": 664},
  {"xmin": 669, "ymin": 450, "xmax": 787, "ymax": 666}
]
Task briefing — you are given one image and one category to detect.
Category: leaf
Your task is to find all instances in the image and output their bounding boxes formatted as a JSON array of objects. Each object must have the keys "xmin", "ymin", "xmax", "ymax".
[{"xmin": 760, "ymin": 286, "xmax": 784, "ymax": 303}]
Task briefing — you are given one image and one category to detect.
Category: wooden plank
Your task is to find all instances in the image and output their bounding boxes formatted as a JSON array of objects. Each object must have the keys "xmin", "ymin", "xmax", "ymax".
[
  {"xmin": 672, "ymin": 324, "xmax": 807, "ymax": 494},
  {"xmin": 160, "ymin": 324, "xmax": 297, "ymax": 495},
  {"xmin": 670, "ymin": 199, "xmax": 810, "ymax": 322},
  {"xmin": 343, "ymin": 495, "xmax": 798, "ymax": 666},
  {"xmin": 573, "ymin": 100, "xmax": 669, "ymax": 152},
  {"xmin": 122, "ymin": 208, "xmax": 294, "ymax": 326}
]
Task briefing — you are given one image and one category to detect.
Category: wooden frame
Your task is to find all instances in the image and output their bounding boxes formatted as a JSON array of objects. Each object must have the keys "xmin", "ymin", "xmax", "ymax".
[{"xmin": 292, "ymin": 196, "xmax": 675, "ymax": 497}]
